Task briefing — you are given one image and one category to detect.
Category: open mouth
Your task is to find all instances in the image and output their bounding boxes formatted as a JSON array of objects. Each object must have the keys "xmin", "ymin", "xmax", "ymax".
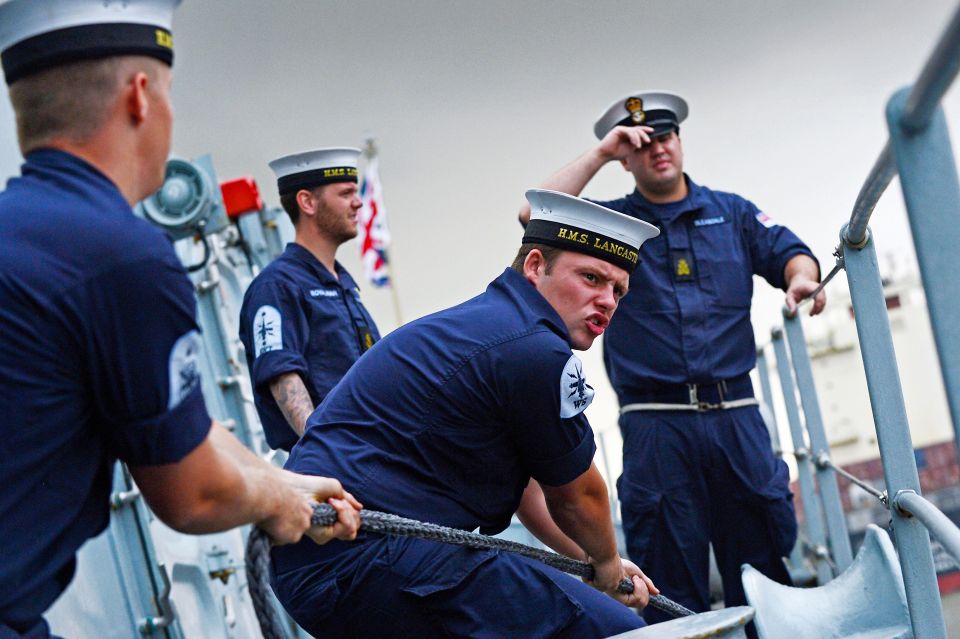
[{"xmin": 587, "ymin": 315, "xmax": 608, "ymax": 335}]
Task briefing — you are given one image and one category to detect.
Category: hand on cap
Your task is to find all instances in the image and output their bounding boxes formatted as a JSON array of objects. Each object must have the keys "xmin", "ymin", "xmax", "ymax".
[{"xmin": 597, "ymin": 125, "xmax": 653, "ymax": 162}]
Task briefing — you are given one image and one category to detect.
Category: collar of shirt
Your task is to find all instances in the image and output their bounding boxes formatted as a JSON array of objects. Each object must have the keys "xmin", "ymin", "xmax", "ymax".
[
  {"xmin": 488, "ymin": 267, "xmax": 571, "ymax": 345},
  {"xmin": 626, "ymin": 173, "xmax": 709, "ymax": 224},
  {"xmin": 283, "ymin": 242, "xmax": 359, "ymax": 291},
  {"xmin": 23, "ymin": 147, "xmax": 126, "ymax": 204}
]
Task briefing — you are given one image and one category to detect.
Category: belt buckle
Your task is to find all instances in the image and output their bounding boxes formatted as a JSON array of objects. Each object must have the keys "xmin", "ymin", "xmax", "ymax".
[{"xmin": 688, "ymin": 383, "xmax": 721, "ymax": 411}]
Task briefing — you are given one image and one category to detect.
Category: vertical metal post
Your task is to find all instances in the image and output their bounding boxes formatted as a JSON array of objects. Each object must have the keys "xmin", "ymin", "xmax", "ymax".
[
  {"xmin": 783, "ymin": 315, "xmax": 854, "ymax": 571},
  {"xmin": 887, "ymin": 86, "xmax": 960, "ymax": 463},
  {"xmin": 771, "ymin": 329, "xmax": 833, "ymax": 585},
  {"xmin": 756, "ymin": 347, "xmax": 782, "ymax": 454},
  {"xmin": 843, "ymin": 230, "xmax": 947, "ymax": 639},
  {"xmin": 258, "ymin": 206, "xmax": 287, "ymax": 261},
  {"xmin": 193, "ymin": 263, "xmax": 257, "ymax": 449}
]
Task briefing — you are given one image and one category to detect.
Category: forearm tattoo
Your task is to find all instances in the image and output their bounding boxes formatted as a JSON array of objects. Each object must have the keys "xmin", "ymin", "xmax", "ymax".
[{"xmin": 270, "ymin": 373, "xmax": 315, "ymax": 437}]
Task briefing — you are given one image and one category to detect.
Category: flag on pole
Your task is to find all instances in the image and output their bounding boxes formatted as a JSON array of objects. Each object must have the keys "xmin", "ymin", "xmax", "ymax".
[{"xmin": 358, "ymin": 155, "xmax": 391, "ymax": 287}]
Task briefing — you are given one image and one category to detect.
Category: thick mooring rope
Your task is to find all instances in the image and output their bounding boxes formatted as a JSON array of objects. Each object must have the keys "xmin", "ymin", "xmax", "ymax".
[{"xmin": 245, "ymin": 503, "xmax": 694, "ymax": 639}]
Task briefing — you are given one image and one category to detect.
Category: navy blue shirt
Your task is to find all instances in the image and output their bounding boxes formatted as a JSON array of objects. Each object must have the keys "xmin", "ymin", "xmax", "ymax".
[
  {"xmin": 592, "ymin": 177, "xmax": 816, "ymax": 396},
  {"xmin": 239, "ymin": 243, "xmax": 380, "ymax": 451},
  {"xmin": 274, "ymin": 268, "xmax": 597, "ymax": 571},
  {"xmin": 0, "ymin": 149, "xmax": 212, "ymax": 629}
]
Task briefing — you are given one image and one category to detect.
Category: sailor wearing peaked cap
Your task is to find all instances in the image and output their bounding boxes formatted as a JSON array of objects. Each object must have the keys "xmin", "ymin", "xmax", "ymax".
[
  {"xmin": 269, "ymin": 147, "xmax": 361, "ymax": 196},
  {"xmin": 268, "ymin": 188, "xmax": 662, "ymax": 638},
  {"xmin": 593, "ymin": 91, "xmax": 688, "ymax": 140},
  {"xmin": 0, "ymin": 0, "xmax": 180, "ymax": 85},
  {"xmin": 239, "ymin": 145, "xmax": 380, "ymax": 452},
  {"xmin": 523, "ymin": 189, "xmax": 659, "ymax": 274}
]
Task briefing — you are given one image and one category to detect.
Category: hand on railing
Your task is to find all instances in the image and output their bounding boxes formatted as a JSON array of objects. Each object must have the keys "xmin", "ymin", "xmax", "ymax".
[
  {"xmin": 783, "ymin": 253, "xmax": 845, "ymax": 318},
  {"xmin": 785, "ymin": 278, "xmax": 827, "ymax": 318},
  {"xmin": 783, "ymin": 254, "xmax": 828, "ymax": 318}
]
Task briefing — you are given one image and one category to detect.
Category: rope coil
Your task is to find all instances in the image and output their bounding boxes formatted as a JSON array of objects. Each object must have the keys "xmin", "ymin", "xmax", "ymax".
[{"xmin": 245, "ymin": 503, "xmax": 694, "ymax": 638}]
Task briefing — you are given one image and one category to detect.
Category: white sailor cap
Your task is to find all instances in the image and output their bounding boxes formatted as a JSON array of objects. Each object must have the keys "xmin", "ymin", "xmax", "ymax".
[
  {"xmin": 0, "ymin": 0, "xmax": 181, "ymax": 85},
  {"xmin": 593, "ymin": 91, "xmax": 689, "ymax": 140},
  {"xmin": 269, "ymin": 147, "xmax": 361, "ymax": 197},
  {"xmin": 523, "ymin": 189, "xmax": 660, "ymax": 273}
]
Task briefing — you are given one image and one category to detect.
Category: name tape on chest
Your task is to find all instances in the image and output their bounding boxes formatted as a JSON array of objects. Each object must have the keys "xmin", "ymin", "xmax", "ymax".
[
  {"xmin": 560, "ymin": 354, "xmax": 595, "ymax": 418},
  {"xmin": 693, "ymin": 215, "xmax": 726, "ymax": 227},
  {"xmin": 253, "ymin": 305, "xmax": 283, "ymax": 357},
  {"xmin": 310, "ymin": 288, "xmax": 339, "ymax": 298},
  {"xmin": 168, "ymin": 330, "xmax": 202, "ymax": 410}
]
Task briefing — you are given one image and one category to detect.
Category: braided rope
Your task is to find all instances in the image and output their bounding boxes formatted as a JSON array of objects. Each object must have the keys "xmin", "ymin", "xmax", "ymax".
[
  {"xmin": 246, "ymin": 503, "xmax": 694, "ymax": 638},
  {"xmin": 245, "ymin": 529, "xmax": 289, "ymax": 639}
]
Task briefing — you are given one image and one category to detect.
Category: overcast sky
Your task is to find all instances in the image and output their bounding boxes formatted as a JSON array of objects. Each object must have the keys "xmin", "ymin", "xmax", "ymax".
[{"xmin": 2, "ymin": 0, "xmax": 959, "ymax": 442}]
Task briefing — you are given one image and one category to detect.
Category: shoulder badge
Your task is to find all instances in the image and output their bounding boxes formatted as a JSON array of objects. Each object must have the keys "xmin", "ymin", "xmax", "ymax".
[
  {"xmin": 253, "ymin": 305, "xmax": 283, "ymax": 357},
  {"xmin": 168, "ymin": 329, "xmax": 202, "ymax": 410},
  {"xmin": 560, "ymin": 354, "xmax": 595, "ymax": 418}
]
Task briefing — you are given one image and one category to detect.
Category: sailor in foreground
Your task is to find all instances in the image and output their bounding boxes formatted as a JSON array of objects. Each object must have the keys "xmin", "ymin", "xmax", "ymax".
[
  {"xmin": 0, "ymin": 2, "xmax": 359, "ymax": 636},
  {"xmin": 518, "ymin": 91, "xmax": 824, "ymax": 630},
  {"xmin": 272, "ymin": 190, "xmax": 660, "ymax": 637},
  {"xmin": 239, "ymin": 148, "xmax": 380, "ymax": 451}
]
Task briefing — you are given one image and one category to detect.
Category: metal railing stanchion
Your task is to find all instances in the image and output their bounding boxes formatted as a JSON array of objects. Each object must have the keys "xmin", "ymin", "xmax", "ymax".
[
  {"xmin": 842, "ymin": 228, "xmax": 947, "ymax": 639},
  {"xmin": 771, "ymin": 328, "xmax": 833, "ymax": 585},
  {"xmin": 887, "ymin": 87, "xmax": 960, "ymax": 464},
  {"xmin": 782, "ymin": 314, "xmax": 854, "ymax": 572}
]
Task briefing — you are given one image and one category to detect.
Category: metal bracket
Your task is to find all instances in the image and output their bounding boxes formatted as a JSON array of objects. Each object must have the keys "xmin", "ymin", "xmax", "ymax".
[
  {"xmin": 138, "ymin": 563, "xmax": 176, "ymax": 635},
  {"xmin": 841, "ymin": 222, "xmax": 871, "ymax": 250},
  {"xmin": 206, "ymin": 547, "xmax": 239, "ymax": 585},
  {"xmin": 892, "ymin": 489, "xmax": 918, "ymax": 517},
  {"xmin": 110, "ymin": 488, "xmax": 141, "ymax": 510},
  {"xmin": 814, "ymin": 451, "xmax": 831, "ymax": 470}
]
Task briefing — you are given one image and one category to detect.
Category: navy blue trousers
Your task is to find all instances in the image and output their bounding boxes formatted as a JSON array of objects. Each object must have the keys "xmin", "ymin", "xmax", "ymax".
[
  {"xmin": 272, "ymin": 534, "xmax": 645, "ymax": 638},
  {"xmin": 617, "ymin": 406, "xmax": 796, "ymax": 628}
]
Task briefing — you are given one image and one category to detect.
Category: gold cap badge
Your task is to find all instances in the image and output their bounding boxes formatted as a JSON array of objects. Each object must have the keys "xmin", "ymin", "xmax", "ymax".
[{"xmin": 625, "ymin": 97, "xmax": 645, "ymax": 124}]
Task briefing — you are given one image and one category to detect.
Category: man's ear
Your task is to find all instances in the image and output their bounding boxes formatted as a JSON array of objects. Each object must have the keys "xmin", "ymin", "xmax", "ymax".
[
  {"xmin": 126, "ymin": 71, "xmax": 150, "ymax": 125},
  {"xmin": 295, "ymin": 188, "xmax": 318, "ymax": 220},
  {"xmin": 523, "ymin": 249, "xmax": 546, "ymax": 286}
]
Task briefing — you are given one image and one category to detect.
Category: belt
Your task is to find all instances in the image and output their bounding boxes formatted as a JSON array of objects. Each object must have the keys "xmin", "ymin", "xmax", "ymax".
[{"xmin": 620, "ymin": 375, "xmax": 759, "ymax": 414}]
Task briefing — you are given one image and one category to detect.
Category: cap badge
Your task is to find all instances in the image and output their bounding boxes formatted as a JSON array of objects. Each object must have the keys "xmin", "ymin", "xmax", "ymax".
[{"xmin": 625, "ymin": 97, "xmax": 645, "ymax": 124}]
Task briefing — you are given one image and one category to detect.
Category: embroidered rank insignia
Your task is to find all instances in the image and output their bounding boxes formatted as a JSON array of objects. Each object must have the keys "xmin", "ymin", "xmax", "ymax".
[
  {"xmin": 625, "ymin": 96, "xmax": 645, "ymax": 124},
  {"xmin": 253, "ymin": 305, "xmax": 283, "ymax": 357},
  {"xmin": 671, "ymin": 249, "xmax": 695, "ymax": 282},
  {"xmin": 360, "ymin": 327, "xmax": 375, "ymax": 351},
  {"xmin": 560, "ymin": 354, "xmax": 594, "ymax": 418}
]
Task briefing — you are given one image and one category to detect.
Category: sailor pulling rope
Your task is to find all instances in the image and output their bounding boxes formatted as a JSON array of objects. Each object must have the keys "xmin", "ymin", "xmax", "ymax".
[{"xmin": 245, "ymin": 503, "xmax": 695, "ymax": 639}]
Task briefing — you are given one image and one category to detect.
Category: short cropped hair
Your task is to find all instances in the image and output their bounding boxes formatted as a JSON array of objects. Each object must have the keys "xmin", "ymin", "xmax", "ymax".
[
  {"xmin": 510, "ymin": 243, "xmax": 564, "ymax": 274},
  {"xmin": 279, "ymin": 191, "xmax": 302, "ymax": 225},
  {"xmin": 8, "ymin": 56, "xmax": 158, "ymax": 153},
  {"xmin": 279, "ymin": 185, "xmax": 327, "ymax": 226}
]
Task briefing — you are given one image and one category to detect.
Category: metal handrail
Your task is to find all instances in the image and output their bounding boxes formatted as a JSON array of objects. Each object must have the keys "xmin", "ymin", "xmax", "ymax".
[
  {"xmin": 844, "ymin": 143, "xmax": 895, "ymax": 247},
  {"xmin": 895, "ymin": 491, "xmax": 960, "ymax": 565},
  {"xmin": 843, "ymin": 2, "xmax": 960, "ymax": 246}
]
